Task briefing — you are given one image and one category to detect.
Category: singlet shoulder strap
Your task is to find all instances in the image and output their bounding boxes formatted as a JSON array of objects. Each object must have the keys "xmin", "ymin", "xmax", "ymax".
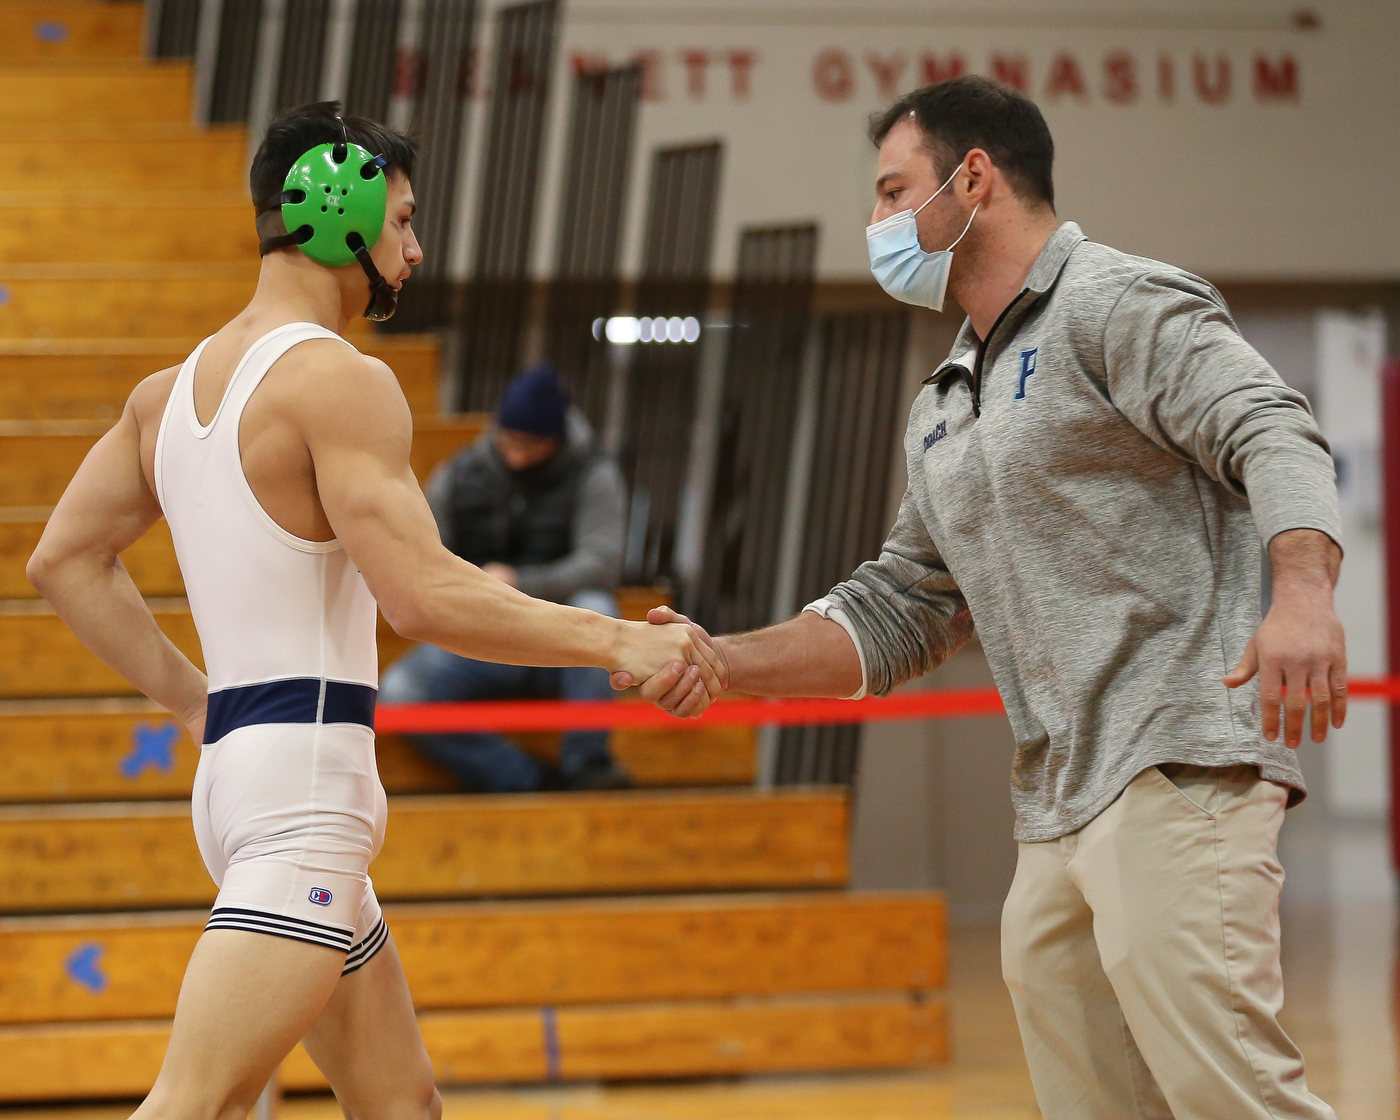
[
  {"xmin": 153, "ymin": 335, "xmax": 214, "ymax": 512},
  {"xmin": 212, "ymin": 323, "xmax": 357, "ymax": 441}
]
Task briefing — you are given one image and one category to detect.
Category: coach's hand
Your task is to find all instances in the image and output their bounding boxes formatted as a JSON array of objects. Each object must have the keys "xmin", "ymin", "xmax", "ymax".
[
  {"xmin": 1225, "ymin": 528, "xmax": 1346, "ymax": 748},
  {"xmin": 611, "ymin": 606, "xmax": 730, "ymax": 719}
]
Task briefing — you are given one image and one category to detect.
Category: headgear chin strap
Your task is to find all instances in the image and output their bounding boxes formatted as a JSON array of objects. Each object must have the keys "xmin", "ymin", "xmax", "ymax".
[{"xmin": 253, "ymin": 124, "xmax": 399, "ymax": 322}]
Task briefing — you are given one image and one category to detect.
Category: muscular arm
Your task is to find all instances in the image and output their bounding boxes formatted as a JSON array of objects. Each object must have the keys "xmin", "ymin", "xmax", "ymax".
[
  {"xmin": 295, "ymin": 350, "xmax": 721, "ymax": 689},
  {"xmin": 27, "ymin": 375, "xmax": 209, "ymax": 739}
]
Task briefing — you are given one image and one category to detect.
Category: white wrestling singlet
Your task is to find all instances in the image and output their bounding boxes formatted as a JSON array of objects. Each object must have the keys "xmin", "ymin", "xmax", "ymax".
[{"xmin": 155, "ymin": 322, "xmax": 388, "ymax": 973}]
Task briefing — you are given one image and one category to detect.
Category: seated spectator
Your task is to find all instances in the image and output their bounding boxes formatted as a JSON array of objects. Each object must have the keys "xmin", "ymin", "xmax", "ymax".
[{"xmin": 380, "ymin": 363, "xmax": 632, "ymax": 791}]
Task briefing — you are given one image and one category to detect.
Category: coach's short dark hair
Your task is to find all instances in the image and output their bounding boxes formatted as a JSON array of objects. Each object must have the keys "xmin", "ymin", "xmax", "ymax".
[
  {"xmin": 249, "ymin": 101, "xmax": 417, "ymax": 205},
  {"xmin": 868, "ymin": 75, "xmax": 1055, "ymax": 209}
]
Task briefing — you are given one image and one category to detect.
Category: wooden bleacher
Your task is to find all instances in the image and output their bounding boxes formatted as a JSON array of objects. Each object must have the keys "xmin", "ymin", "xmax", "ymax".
[{"xmin": 0, "ymin": 1, "xmax": 946, "ymax": 1102}]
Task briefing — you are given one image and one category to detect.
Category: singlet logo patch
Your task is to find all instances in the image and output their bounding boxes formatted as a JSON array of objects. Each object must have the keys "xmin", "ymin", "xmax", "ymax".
[{"xmin": 308, "ymin": 887, "xmax": 333, "ymax": 906}]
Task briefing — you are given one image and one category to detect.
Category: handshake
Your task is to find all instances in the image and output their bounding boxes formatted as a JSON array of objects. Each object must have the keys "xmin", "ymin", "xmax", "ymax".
[{"xmin": 607, "ymin": 605, "xmax": 729, "ymax": 718}]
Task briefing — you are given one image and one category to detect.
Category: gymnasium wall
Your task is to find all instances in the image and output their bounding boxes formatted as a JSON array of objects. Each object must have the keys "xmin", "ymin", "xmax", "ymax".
[{"xmin": 443, "ymin": 0, "xmax": 1400, "ymax": 284}]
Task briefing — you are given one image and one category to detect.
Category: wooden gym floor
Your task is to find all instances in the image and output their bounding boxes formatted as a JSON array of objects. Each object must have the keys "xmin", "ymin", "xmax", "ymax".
[{"xmin": 7, "ymin": 818, "xmax": 1393, "ymax": 1120}]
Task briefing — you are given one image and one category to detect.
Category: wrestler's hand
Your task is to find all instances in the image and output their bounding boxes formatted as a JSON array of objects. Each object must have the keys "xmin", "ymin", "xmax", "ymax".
[
  {"xmin": 611, "ymin": 606, "xmax": 729, "ymax": 719},
  {"xmin": 611, "ymin": 614, "xmax": 726, "ymax": 710},
  {"xmin": 179, "ymin": 696, "xmax": 207, "ymax": 750}
]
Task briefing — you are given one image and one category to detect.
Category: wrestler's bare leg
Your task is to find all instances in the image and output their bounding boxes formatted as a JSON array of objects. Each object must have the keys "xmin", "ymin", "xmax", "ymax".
[
  {"xmin": 302, "ymin": 933, "xmax": 441, "ymax": 1120},
  {"xmin": 132, "ymin": 931, "xmax": 344, "ymax": 1120}
]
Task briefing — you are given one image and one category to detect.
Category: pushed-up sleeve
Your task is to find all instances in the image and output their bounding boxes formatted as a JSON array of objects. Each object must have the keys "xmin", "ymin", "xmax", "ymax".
[
  {"xmin": 805, "ymin": 486, "xmax": 974, "ymax": 697},
  {"xmin": 1102, "ymin": 271, "xmax": 1342, "ymax": 550}
]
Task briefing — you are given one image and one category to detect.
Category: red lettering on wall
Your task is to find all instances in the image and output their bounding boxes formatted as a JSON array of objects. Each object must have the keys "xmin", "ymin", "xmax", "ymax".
[
  {"xmin": 394, "ymin": 47, "xmax": 422, "ymax": 97},
  {"xmin": 727, "ymin": 50, "xmax": 757, "ymax": 99},
  {"xmin": 866, "ymin": 52, "xmax": 906, "ymax": 99},
  {"xmin": 507, "ymin": 49, "xmax": 541, "ymax": 95},
  {"xmin": 1103, "ymin": 51, "xmax": 1137, "ymax": 103},
  {"xmin": 1157, "ymin": 53, "xmax": 1174, "ymax": 100},
  {"xmin": 632, "ymin": 49, "xmax": 664, "ymax": 100},
  {"xmin": 1045, "ymin": 52, "xmax": 1086, "ymax": 99},
  {"xmin": 681, "ymin": 49, "xmax": 710, "ymax": 99},
  {"xmin": 813, "ymin": 49, "xmax": 855, "ymax": 101},
  {"xmin": 1192, "ymin": 53, "xmax": 1230, "ymax": 103},
  {"xmin": 1253, "ymin": 53, "xmax": 1298, "ymax": 100},
  {"xmin": 920, "ymin": 52, "xmax": 965, "ymax": 85},
  {"xmin": 571, "ymin": 50, "xmax": 608, "ymax": 78},
  {"xmin": 990, "ymin": 53, "xmax": 1029, "ymax": 92},
  {"xmin": 460, "ymin": 45, "xmax": 480, "ymax": 98}
]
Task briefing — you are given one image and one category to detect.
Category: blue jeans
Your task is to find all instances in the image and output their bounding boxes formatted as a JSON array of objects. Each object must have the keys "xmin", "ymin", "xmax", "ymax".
[{"xmin": 378, "ymin": 590, "xmax": 619, "ymax": 793}]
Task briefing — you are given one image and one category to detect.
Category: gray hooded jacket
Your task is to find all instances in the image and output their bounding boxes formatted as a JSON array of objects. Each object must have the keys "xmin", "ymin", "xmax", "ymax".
[{"xmin": 808, "ymin": 222, "xmax": 1342, "ymax": 841}]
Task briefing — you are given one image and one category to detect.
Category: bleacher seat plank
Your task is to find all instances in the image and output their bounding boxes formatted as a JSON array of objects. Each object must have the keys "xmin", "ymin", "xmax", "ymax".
[
  {"xmin": 0, "ymin": 599, "xmax": 202, "ymax": 699},
  {"xmin": 1, "ymin": 136, "xmax": 246, "ymax": 192},
  {"xmin": 0, "ymin": 265, "xmax": 258, "ymax": 339},
  {"xmin": 0, "ymin": 201, "xmax": 256, "ymax": 264},
  {"xmin": 0, "ymin": 419, "xmax": 109, "ymax": 507},
  {"xmin": 0, "ymin": 509, "xmax": 181, "ymax": 599},
  {"xmin": 0, "ymin": 413, "xmax": 479, "ymax": 509},
  {"xmin": 0, "ymin": 61, "xmax": 193, "ymax": 124},
  {"xmin": 0, "ymin": 993, "xmax": 943, "ymax": 1100},
  {"xmin": 0, "ymin": 2, "xmax": 143, "ymax": 61},
  {"xmin": 0, "ymin": 892, "xmax": 944, "ymax": 1024},
  {"xmin": 0, "ymin": 788, "xmax": 848, "ymax": 912},
  {"xmin": 0, "ymin": 337, "xmax": 443, "ymax": 420},
  {"xmin": 374, "ymin": 789, "xmax": 848, "ymax": 899},
  {"xmin": 0, "ymin": 702, "xmax": 752, "ymax": 802}
]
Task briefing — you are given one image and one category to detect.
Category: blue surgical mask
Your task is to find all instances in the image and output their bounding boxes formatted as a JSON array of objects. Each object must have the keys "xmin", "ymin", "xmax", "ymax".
[{"xmin": 867, "ymin": 162, "xmax": 979, "ymax": 312}]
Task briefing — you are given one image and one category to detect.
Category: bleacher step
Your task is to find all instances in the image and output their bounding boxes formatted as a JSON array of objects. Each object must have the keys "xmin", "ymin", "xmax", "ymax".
[
  {"xmin": 0, "ymin": 992, "xmax": 946, "ymax": 1101},
  {"xmin": 0, "ymin": 201, "xmax": 256, "ymax": 264},
  {"xmin": 0, "ymin": 700, "xmax": 756, "ymax": 800},
  {"xmin": 0, "ymin": 335, "xmax": 443, "ymax": 420},
  {"xmin": 0, "ymin": 788, "xmax": 849, "ymax": 912},
  {"xmin": 0, "ymin": 892, "xmax": 943, "ymax": 1023},
  {"xmin": 2, "ymin": 136, "xmax": 246, "ymax": 192},
  {"xmin": 0, "ymin": 1, "xmax": 143, "ymax": 62},
  {"xmin": 0, "ymin": 413, "xmax": 483, "ymax": 510},
  {"xmin": 0, "ymin": 61, "xmax": 193, "ymax": 124}
]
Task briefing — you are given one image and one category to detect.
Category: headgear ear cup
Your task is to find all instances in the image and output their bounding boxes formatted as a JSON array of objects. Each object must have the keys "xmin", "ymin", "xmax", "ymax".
[{"xmin": 256, "ymin": 139, "xmax": 398, "ymax": 321}]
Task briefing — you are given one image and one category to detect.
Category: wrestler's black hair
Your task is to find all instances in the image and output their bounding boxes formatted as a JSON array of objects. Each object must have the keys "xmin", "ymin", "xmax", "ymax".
[
  {"xmin": 869, "ymin": 75, "xmax": 1055, "ymax": 209},
  {"xmin": 249, "ymin": 100, "xmax": 417, "ymax": 206}
]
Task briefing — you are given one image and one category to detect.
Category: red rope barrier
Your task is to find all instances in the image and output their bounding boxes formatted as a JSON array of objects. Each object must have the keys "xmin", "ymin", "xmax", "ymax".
[{"xmin": 374, "ymin": 677, "xmax": 1400, "ymax": 734}]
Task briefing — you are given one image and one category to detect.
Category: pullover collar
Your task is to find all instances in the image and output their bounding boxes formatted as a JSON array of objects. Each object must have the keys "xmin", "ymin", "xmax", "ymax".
[{"xmin": 926, "ymin": 221, "xmax": 1088, "ymax": 386}]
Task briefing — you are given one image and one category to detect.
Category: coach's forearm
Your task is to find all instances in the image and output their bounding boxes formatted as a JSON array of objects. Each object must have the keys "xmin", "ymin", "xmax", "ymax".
[
  {"xmin": 716, "ymin": 612, "xmax": 864, "ymax": 698},
  {"xmin": 1268, "ymin": 527, "xmax": 1341, "ymax": 601},
  {"xmin": 27, "ymin": 553, "xmax": 207, "ymax": 722}
]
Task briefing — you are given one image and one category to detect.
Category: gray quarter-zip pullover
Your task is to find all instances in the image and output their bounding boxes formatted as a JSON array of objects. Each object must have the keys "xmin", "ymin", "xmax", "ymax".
[{"xmin": 808, "ymin": 222, "xmax": 1342, "ymax": 842}]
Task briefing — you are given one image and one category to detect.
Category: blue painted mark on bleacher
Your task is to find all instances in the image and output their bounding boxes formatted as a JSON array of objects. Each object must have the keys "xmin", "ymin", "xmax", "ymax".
[
  {"xmin": 35, "ymin": 21, "xmax": 69, "ymax": 43},
  {"xmin": 65, "ymin": 943, "xmax": 107, "ymax": 994},
  {"xmin": 541, "ymin": 1006, "xmax": 561, "ymax": 1080},
  {"xmin": 0, "ymin": 287, "xmax": 11, "ymax": 307},
  {"xmin": 120, "ymin": 721, "xmax": 180, "ymax": 780}
]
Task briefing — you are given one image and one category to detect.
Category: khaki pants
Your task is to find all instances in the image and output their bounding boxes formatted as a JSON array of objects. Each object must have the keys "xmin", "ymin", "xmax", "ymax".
[{"xmin": 1001, "ymin": 764, "xmax": 1334, "ymax": 1120}]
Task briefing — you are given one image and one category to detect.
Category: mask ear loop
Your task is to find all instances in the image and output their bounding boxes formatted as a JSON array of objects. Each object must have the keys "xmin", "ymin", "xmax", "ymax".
[
  {"xmin": 947, "ymin": 203, "xmax": 980, "ymax": 251},
  {"xmin": 912, "ymin": 160, "xmax": 966, "ymax": 217}
]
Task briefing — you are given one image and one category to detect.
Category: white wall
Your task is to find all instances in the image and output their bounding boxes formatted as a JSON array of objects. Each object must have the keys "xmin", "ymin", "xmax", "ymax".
[{"xmin": 472, "ymin": 0, "xmax": 1400, "ymax": 283}]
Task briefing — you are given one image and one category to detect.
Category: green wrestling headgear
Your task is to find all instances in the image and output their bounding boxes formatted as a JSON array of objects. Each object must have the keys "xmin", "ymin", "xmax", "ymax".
[{"xmin": 255, "ymin": 121, "xmax": 400, "ymax": 321}]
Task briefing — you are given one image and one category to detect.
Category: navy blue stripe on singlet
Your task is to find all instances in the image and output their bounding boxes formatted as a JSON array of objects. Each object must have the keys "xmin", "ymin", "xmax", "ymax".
[{"xmin": 204, "ymin": 678, "xmax": 377, "ymax": 744}]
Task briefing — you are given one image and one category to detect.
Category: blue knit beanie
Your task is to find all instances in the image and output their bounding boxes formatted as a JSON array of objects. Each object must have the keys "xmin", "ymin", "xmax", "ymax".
[{"xmin": 497, "ymin": 362, "xmax": 568, "ymax": 438}]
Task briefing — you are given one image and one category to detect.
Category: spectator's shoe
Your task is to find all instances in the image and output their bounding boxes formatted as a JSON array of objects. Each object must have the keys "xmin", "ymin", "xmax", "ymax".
[{"xmin": 565, "ymin": 761, "xmax": 634, "ymax": 791}]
